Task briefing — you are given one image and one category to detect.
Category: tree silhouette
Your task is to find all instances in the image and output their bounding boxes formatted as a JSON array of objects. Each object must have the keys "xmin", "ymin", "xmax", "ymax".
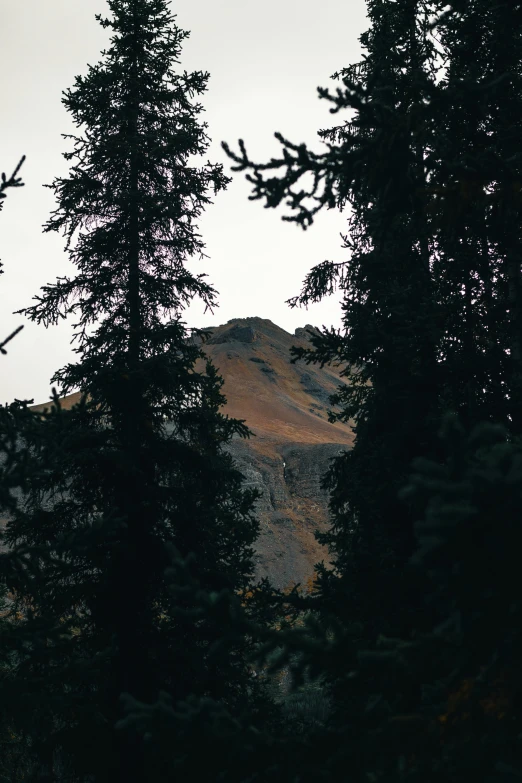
[
  {"xmin": 224, "ymin": 0, "xmax": 522, "ymax": 780},
  {"xmin": 1, "ymin": 3, "xmax": 269, "ymax": 781},
  {"xmin": 225, "ymin": 0, "xmax": 446, "ymax": 645}
]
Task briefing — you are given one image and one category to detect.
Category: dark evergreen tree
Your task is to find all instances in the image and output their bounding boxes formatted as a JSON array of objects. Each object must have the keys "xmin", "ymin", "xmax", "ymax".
[
  {"xmin": 220, "ymin": 4, "xmax": 447, "ymax": 781},
  {"xmin": 224, "ymin": 0, "xmax": 522, "ymax": 780},
  {"xmin": 324, "ymin": 411, "xmax": 522, "ymax": 782},
  {"xmin": 0, "ymin": 4, "xmax": 271, "ymax": 781},
  {"xmin": 416, "ymin": 0, "xmax": 522, "ymax": 435},
  {"xmin": 344, "ymin": 2, "xmax": 522, "ymax": 779},
  {"xmin": 224, "ymin": 0, "xmax": 444, "ymax": 659},
  {"xmin": 0, "ymin": 154, "xmax": 56, "ymax": 781}
]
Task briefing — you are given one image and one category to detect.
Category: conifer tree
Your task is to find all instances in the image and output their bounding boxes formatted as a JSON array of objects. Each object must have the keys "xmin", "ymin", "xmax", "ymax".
[
  {"xmin": 0, "ymin": 4, "xmax": 267, "ymax": 781},
  {"xmin": 221, "ymin": 4, "xmax": 448, "ymax": 780},
  {"xmin": 366, "ymin": 412, "xmax": 522, "ymax": 781},
  {"xmin": 0, "ymin": 154, "xmax": 52, "ymax": 781},
  {"xmin": 425, "ymin": 0, "xmax": 522, "ymax": 435},
  {"xmin": 347, "ymin": 2, "xmax": 522, "ymax": 778},
  {"xmin": 225, "ymin": 0, "xmax": 443, "ymax": 652},
  {"xmin": 222, "ymin": 0, "xmax": 522, "ymax": 779}
]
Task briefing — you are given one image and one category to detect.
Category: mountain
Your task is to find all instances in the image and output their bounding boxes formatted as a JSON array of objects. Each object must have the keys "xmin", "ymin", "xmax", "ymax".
[{"xmin": 11, "ymin": 318, "xmax": 354, "ymax": 589}]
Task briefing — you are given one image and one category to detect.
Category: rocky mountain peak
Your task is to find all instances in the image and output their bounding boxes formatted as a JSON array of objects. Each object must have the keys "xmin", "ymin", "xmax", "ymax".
[
  {"xmin": 19, "ymin": 318, "xmax": 353, "ymax": 589},
  {"xmin": 294, "ymin": 324, "xmax": 321, "ymax": 340}
]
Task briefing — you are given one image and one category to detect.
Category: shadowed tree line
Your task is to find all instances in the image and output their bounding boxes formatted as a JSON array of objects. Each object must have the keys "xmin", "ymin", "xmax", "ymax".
[{"xmin": 2, "ymin": 0, "xmax": 522, "ymax": 781}]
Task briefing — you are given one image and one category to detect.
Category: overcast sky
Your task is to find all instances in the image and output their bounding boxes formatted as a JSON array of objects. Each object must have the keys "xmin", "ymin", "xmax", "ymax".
[{"xmin": 1, "ymin": 0, "xmax": 368, "ymax": 405}]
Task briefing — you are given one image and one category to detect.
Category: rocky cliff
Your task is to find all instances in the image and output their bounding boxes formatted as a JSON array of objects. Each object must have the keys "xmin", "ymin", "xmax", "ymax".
[
  {"xmin": 6, "ymin": 318, "xmax": 353, "ymax": 589},
  {"xmin": 195, "ymin": 318, "xmax": 353, "ymax": 588}
]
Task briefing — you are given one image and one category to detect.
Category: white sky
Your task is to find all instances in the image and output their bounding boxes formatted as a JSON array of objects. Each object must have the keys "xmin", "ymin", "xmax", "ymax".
[{"xmin": 1, "ymin": 0, "xmax": 368, "ymax": 406}]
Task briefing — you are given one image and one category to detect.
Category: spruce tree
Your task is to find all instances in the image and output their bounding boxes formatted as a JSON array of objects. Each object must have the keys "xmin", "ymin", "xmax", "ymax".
[
  {"xmin": 224, "ymin": 0, "xmax": 443, "ymax": 659},
  {"xmin": 228, "ymin": 1, "xmax": 522, "ymax": 778},
  {"xmin": 416, "ymin": 0, "xmax": 522, "ymax": 435},
  {"xmin": 349, "ymin": 2, "xmax": 522, "ymax": 778},
  {"xmin": 221, "ymin": 4, "xmax": 447, "ymax": 781},
  {"xmin": 222, "ymin": 1, "xmax": 522, "ymax": 779},
  {"xmin": 0, "ymin": 3, "xmax": 266, "ymax": 781},
  {"xmin": 0, "ymin": 154, "xmax": 53, "ymax": 781}
]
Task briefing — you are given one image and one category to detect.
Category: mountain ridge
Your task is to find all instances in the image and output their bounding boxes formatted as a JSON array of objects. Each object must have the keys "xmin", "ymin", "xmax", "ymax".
[{"xmin": 24, "ymin": 318, "xmax": 353, "ymax": 588}]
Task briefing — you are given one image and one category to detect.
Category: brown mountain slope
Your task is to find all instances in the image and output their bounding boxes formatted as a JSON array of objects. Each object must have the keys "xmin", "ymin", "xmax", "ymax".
[
  {"xmin": 29, "ymin": 318, "xmax": 352, "ymax": 444},
  {"xmin": 25, "ymin": 318, "xmax": 353, "ymax": 588},
  {"xmin": 199, "ymin": 318, "xmax": 352, "ymax": 447}
]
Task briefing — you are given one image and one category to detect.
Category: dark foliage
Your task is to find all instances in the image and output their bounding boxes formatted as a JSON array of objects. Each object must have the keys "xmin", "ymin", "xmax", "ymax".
[
  {"xmin": 0, "ymin": 3, "xmax": 276, "ymax": 781},
  {"xmin": 225, "ymin": 0, "xmax": 445, "ymax": 655},
  {"xmin": 225, "ymin": 0, "xmax": 522, "ymax": 780}
]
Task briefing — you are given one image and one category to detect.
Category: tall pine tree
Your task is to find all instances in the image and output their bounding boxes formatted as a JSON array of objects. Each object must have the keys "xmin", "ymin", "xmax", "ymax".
[
  {"xmin": 427, "ymin": 0, "xmax": 522, "ymax": 435},
  {"xmin": 222, "ymin": 1, "xmax": 522, "ymax": 779},
  {"xmin": 224, "ymin": 0, "xmax": 443, "ymax": 656},
  {"xmin": 1, "ymin": 3, "xmax": 267, "ymax": 781},
  {"xmin": 349, "ymin": 2, "xmax": 522, "ymax": 779}
]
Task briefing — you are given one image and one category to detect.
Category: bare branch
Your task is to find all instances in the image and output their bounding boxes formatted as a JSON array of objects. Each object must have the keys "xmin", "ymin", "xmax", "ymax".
[{"xmin": 0, "ymin": 325, "xmax": 24, "ymax": 355}]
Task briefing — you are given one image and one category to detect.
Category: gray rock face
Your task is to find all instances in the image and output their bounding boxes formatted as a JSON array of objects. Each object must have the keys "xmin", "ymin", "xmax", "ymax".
[
  {"xmin": 294, "ymin": 324, "xmax": 321, "ymax": 341},
  {"xmin": 227, "ymin": 439, "xmax": 347, "ymax": 590}
]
